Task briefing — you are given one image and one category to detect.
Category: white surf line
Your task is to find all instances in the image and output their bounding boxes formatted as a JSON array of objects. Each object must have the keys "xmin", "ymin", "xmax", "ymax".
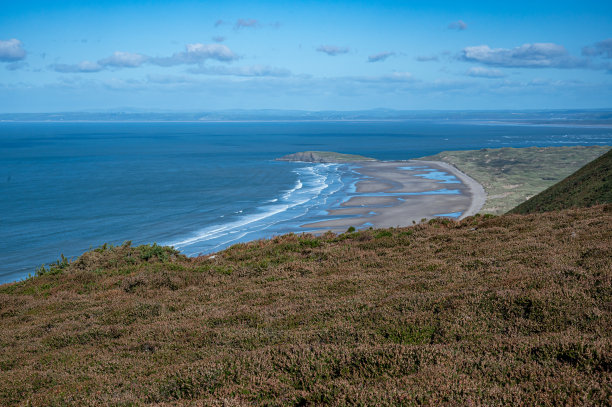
[
  {"xmin": 171, "ymin": 164, "xmax": 336, "ymax": 248},
  {"xmin": 417, "ymin": 160, "xmax": 486, "ymax": 219}
]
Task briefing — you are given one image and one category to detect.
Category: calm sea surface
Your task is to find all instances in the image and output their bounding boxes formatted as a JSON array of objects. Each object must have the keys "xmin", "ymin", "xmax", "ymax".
[{"xmin": 1, "ymin": 121, "xmax": 611, "ymax": 283}]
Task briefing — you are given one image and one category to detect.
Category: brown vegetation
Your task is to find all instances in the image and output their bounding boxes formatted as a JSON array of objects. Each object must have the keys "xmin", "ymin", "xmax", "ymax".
[{"xmin": 1, "ymin": 206, "xmax": 611, "ymax": 405}]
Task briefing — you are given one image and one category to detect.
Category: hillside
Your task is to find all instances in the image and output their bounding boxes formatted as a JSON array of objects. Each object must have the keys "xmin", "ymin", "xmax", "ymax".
[
  {"xmin": 510, "ymin": 149, "xmax": 612, "ymax": 214},
  {"xmin": 1, "ymin": 206, "xmax": 610, "ymax": 405},
  {"xmin": 419, "ymin": 145, "xmax": 610, "ymax": 214}
]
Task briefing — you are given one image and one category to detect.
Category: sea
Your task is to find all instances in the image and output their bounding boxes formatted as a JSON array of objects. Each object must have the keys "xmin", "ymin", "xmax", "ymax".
[{"xmin": 1, "ymin": 120, "xmax": 611, "ymax": 284}]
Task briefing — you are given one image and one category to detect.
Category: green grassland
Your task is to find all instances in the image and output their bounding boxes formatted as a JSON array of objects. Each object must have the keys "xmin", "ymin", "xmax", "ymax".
[
  {"xmin": 420, "ymin": 145, "xmax": 610, "ymax": 214},
  {"xmin": 510, "ymin": 149, "xmax": 612, "ymax": 214},
  {"xmin": 1, "ymin": 206, "xmax": 610, "ymax": 405},
  {"xmin": 276, "ymin": 151, "xmax": 376, "ymax": 162}
]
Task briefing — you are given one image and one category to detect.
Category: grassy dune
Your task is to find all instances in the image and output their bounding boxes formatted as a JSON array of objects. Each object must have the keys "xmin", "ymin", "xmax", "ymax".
[
  {"xmin": 420, "ymin": 145, "xmax": 611, "ymax": 214},
  {"xmin": 1, "ymin": 206, "xmax": 610, "ymax": 405}
]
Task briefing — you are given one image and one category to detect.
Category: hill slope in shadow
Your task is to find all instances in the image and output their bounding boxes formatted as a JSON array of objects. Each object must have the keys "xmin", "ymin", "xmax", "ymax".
[{"xmin": 510, "ymin": 149, "xmax": 612, "ymax": 214}]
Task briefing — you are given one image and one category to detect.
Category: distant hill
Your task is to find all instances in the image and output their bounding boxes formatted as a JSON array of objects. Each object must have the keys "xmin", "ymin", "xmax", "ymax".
[{"xmin": 509, "ymin": 148, "xmax": 612, "ymax": 214}]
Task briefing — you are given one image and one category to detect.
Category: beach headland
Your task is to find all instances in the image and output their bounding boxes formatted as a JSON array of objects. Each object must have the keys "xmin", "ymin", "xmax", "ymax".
[{"xmin": 276, "ymin": 151, "xmax": 486, "ymax": 233}]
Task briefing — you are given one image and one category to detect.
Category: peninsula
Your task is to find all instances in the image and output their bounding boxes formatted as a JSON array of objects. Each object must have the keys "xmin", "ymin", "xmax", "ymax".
[{"xmin": 276, "ymin": 151, "xmax": 376, "ymax": 163}]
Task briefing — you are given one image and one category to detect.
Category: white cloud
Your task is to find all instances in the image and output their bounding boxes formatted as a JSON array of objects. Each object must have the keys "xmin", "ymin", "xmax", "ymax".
[
  {"xmin": 317, "ymin": 45, "xmax": 349, "ymax": 56},
  {"xmin": 151, "ymin": 43, "xmax": 238, "ymax": 66},
  {"xmin": 466, "ymin": 67, "xmax": 506, "ymax": 78},
  {"xmin": 51, "ymin": 43, "xmax": 240, "ymax": 74},
  {"xmin": 462, "ymin": 43, "xmax": 586, "ymax": 68},
  {"xmin": 0, "ymin": 39, "xmax": 27, "ymax": 62}
]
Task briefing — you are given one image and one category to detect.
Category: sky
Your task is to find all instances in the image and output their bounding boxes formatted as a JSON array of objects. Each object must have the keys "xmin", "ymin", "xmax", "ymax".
[{"xmin": 0, "ymin": 0, "xmax": 611, "ymax": 112}]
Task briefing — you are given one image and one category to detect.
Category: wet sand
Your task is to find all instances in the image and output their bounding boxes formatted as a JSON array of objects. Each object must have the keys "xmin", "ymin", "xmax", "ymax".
[{"xmin": 302, "ymin": 160, "xmax": 486, "ymax": 233}]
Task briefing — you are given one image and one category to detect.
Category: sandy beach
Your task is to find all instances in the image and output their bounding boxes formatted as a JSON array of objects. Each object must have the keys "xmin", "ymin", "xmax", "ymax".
[{"xmin": 302, "ymin": 160, "xmax": 486, "ymax": 233}]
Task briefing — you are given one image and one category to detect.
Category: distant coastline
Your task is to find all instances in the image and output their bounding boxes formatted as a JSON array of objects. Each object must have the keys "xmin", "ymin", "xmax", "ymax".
[{"xmin": 2, "ymin": 108, "xmax": 612, "ymax": 126}]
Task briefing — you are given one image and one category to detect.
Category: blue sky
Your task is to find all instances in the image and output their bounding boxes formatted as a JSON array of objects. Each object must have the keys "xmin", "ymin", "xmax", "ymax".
[{"xmin": 0, "ymin": 0, "xmax": 611, "ymax": 112}]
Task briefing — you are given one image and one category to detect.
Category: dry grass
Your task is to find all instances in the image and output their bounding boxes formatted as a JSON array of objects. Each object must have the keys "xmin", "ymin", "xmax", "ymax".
[{"xmin": 1, "ymin": 206, "xmax": 611, "ymax": 406}]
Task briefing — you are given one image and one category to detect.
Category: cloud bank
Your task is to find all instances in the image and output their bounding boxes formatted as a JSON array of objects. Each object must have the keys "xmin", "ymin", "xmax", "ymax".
[
  {"xmin": 462, "ymin": 43, "xmax": 585, "ymax": 68},
  {"xmin": 51, "ymin": 43, "xmax": 239, "ymax": 73},
  {"xmin": 0, "ymin": 39, "xmax": 27, "ymax": 62}
]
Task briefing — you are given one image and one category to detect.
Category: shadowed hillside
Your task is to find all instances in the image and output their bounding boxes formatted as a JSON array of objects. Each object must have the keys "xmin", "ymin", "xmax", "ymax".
[
  {"xmin": 510, "ymin": 149, "xmax": 612, "ymax": 214},
  {"xmin": 1, "ymin": 206, "xmax": 610, "ymax": 405}
]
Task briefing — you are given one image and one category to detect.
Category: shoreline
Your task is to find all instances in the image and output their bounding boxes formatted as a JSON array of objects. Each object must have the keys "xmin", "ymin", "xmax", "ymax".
[
  {"xmin": 416, "ymin": 160, "xmax": 487, "ymax": 219},
  {"xmin": 300, "ymin": 159, "xmax": 486, "ymax": 234}
]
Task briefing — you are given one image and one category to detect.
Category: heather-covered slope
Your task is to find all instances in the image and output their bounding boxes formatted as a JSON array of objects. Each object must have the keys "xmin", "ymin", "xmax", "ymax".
[
  {"xmin": 1, "ymin": 206, "xmax": 611, "ymax": 405},
  {"xmin": 510, "ymin": 149, "xmax": 612, "ymax": 214}
]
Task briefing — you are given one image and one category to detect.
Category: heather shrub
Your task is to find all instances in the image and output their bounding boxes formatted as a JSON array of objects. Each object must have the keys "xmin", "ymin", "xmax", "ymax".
[{"xmin": 0, "ymin": 205, "xmax": 610, "ymax": 405}]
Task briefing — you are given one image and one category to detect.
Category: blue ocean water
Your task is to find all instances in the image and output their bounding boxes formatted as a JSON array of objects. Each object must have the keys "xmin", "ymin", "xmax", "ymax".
[{"xmin": 1, "ymin": 120, "xmax": 611, "ymax": 284}]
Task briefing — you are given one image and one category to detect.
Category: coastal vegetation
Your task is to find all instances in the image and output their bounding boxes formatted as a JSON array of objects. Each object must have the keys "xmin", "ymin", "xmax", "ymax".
[
  {"xmin": 1, "ymin": 205, "xmax": 610, "ymax": 405},
  {"xmin": 510, "ymin": 148, "xmax": 612, "ymax": 214},
  {"xmin": 420, "ymin": 145, "xmax": 610, "ymax": 214},
  {"xmin": 276, "ymin": 151, "xmax": 376, "ymax": 163}
]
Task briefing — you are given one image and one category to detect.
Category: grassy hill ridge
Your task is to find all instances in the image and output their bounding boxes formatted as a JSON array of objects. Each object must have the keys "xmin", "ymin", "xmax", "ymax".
[
  {"xmin": 510, "ymin": 148, "xmax": 612, "ymax": 214},
  {"xmin": 1, "ymin": 205, "xmax": 610, "ymax": 405}
]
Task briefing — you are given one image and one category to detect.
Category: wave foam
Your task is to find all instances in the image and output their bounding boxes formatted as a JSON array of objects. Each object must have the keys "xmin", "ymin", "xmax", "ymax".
[{"xmin": 171, "ymin": 163, "xmax": 340, "ymax": 249}]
